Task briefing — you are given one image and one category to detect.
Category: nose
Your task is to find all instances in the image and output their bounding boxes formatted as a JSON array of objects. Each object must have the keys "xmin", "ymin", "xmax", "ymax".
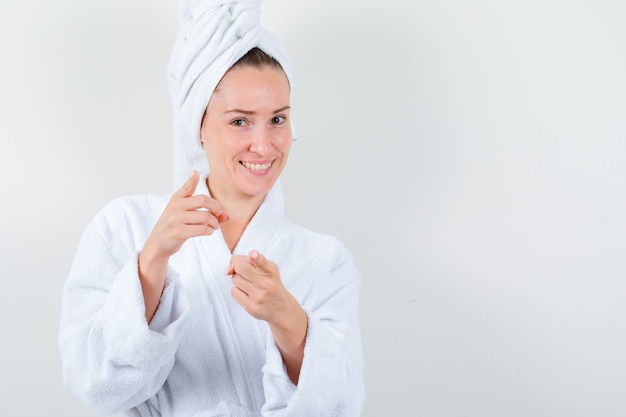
[{"xmin": 249, "ymin": 127, "xmax": 271, "ymax": 155}]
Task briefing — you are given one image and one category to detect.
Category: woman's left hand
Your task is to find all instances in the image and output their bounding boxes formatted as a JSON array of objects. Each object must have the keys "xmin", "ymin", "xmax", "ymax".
[
  {"xmin": 226, "ymin": 250, "xmax": 308, "ymax": 384},
  {"xmin": 226, "ymin": 250, "xmax": 291, "ymax": 322}
]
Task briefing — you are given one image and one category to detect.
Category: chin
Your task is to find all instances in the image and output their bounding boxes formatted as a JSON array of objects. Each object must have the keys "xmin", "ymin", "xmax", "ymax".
[{"xmin": 240, "ymin": 179, "xmax": 277, "ymax": 198}]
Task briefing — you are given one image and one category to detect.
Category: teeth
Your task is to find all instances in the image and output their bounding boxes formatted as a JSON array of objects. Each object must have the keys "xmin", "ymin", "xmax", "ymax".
[{"xmin": 242, "ymin": 161, "xmax": 271, "ymax": 170}]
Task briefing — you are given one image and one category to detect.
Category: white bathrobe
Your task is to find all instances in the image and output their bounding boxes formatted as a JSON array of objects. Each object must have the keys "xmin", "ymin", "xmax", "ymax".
[{"xmin": 59, "ymin": 179, "xmax": 365, "ymax": 417}]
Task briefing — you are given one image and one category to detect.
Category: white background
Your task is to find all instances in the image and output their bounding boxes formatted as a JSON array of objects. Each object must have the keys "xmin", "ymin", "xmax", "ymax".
[{"xmin": 1, "ymin": 0, "xmax": 625, "ymax": 415}]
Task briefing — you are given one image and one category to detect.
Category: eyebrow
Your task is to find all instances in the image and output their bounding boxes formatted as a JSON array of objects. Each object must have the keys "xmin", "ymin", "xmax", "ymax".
[{"xmin": 225, "ymin": 105, "xmax": 291, "ymax": 115}]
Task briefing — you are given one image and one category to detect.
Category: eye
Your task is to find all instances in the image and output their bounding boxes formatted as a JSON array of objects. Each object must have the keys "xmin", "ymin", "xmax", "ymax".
[
  {"xmin": 272, "ymin": 115, "xmax": 285, "ymax": 125},
  {"xmin": 231, "ymin": 118, "xmax": 248, "ymax": 127}
]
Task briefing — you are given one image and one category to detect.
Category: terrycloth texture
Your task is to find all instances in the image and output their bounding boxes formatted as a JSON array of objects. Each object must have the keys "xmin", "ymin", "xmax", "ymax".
[
  {"xmin": 167, "ymin": 0, "xmax": 297, "ymax": 190},
  {"xmin": 59, "ymin": 178, "xmax": 365, "ymax": 417}
]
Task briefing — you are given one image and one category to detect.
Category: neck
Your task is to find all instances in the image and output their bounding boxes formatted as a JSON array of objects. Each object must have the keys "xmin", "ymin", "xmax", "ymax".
[{"xmin": 207, "ymin": 177, "xmax": 266, "ymax": 252}]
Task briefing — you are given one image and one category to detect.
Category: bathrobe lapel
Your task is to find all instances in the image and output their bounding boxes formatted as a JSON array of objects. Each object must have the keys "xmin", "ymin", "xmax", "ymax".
[{"xmin": 192, "ymin": 180, "xmax": 286, "ymax": 410}]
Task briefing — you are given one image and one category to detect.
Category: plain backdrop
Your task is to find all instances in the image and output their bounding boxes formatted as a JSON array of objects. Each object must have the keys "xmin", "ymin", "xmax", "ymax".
[{"xmin": 1, "ymin": 0, "xmax": 625, "ymax": 415}]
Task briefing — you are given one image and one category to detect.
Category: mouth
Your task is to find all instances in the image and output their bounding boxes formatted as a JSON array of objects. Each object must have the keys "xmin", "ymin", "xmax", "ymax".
[{"xmin": 240, "ymin": 160, "xmax": 273, "ymax": 171}]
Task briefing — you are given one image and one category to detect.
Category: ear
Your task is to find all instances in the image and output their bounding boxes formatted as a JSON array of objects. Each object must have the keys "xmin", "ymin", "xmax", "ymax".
[{"xmin": 200, "ymin": 114, "xmax": 210, "ymax": 147}]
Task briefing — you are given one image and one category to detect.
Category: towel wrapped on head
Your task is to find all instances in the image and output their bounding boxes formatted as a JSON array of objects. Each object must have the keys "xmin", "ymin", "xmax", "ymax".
[{"xmin": 167, "ymin": 0, "xmax": 296, "ymax": 190}]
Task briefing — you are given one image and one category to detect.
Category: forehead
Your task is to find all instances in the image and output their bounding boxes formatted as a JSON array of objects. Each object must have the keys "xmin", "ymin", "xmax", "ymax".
[{"xmin": 213, "ymin": 65, "xmax": 289, "ymax": 98}]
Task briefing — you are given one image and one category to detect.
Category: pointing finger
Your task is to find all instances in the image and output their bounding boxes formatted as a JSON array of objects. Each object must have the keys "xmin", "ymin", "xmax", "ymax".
[
  {"xmin": 175, "ymin": 170, "xmax": 199, "ymax": 198},
  {"xmin": 249, "ymin": 250, "xmax": 271, "ymax": 272}
]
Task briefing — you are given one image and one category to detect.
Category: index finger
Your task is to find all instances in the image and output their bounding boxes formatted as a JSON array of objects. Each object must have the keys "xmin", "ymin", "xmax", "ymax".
[
  {"xmin": 175, "ymin": 170, "xmax": 199, "ymax": 198},
  {"xmin": 248, "ymin": 250, "xmax": 273, "ymax": 273},
  {"xmin": 190, "ymin": 194, "xmax": 223, "ymax": 215}
]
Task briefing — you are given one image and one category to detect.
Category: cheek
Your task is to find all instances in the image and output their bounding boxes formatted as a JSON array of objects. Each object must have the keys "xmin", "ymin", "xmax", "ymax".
[
  {"xmin": 275, "ymin": 141, "xmax": 291, "ymax": 159},
  {"xmin": 275, "ymin": 131, "xmax": 293, "ymax": 153}
]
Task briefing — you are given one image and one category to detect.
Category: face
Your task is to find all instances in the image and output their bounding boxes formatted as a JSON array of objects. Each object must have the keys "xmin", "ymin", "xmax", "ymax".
[{"xmin": 200, "ymin": 65, "xmax": 292, "ymax": 203}]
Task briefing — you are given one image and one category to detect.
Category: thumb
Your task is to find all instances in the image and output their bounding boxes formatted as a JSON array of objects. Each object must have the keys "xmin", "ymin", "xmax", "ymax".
[
  {"xmin": 176, "ymin": 170, "xmax": 199, "ymax": 198},
  {"xmin": 217, "ymin": 211, "xmax": 230, "ymax": 224}
]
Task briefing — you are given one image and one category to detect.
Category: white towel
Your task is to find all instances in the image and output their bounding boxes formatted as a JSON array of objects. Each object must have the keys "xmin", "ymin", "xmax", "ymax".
[{"xmin": 167, "ymin": 0, "xmax": 297, "ymax": 190}]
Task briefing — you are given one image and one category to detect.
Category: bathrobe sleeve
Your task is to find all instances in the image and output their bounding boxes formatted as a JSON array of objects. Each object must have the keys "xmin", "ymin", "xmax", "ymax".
[
  {"xmin": 59, "ymin": 197, "xmax": 190, "ymax": 415},
  {"xmin": 261, "ymin": 237, "xmax": 365, "ymax": 417}
]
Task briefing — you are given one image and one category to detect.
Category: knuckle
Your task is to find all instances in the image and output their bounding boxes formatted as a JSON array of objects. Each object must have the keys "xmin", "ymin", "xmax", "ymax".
[
  {"xmin": 200, "ymin": 195, "xmax": 212, "ymax": 207},
  {"xmin": 204, "ymin": 211, "xmax": 217, "ymax": 225},
  {"xmin": 196, "ymin": 195, "xmax": 214, "ymax": 211}
]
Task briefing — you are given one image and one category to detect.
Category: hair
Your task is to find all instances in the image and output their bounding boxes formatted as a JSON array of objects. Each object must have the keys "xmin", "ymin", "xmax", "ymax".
[
  {"xmin": 231, "ymin": 47, "xmax": 283, "ymax": 71},
  {"xmin": 212, "ymin": 47, "xmax": 288, "ymax": 96}
]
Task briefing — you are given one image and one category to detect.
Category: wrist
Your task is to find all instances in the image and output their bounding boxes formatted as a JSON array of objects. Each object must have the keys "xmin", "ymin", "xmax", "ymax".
[
  {"xmin": 268, "ymin": 296, "xmax": 307, "ymax": 353},
  {"xmin": 139, "ymin": 247, "xmax": 170, "ymax": 323},
  {"xmin": 139, "ymin": 247, "xmax": 169, "ymax": 286}
]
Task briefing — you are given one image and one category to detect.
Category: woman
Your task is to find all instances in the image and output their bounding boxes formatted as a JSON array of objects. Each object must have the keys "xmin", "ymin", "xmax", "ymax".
[{"xmin": 59, "ymin": 2, "xmax": 364, "ymax": 416}]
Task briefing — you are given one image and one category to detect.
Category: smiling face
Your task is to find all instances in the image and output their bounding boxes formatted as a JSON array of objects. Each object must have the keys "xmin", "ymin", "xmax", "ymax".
[{"xmin": 200, "ymin": 64, "xmax": 292, "ymax": 204}]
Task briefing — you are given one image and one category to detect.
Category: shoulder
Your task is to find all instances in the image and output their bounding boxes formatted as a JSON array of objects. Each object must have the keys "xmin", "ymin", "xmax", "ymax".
[
  {"xmin": 272, "ymin": 220, "xmax": 361, "ymax": 306},
  {"xmin": 97, "ymin": 194, "xmax": 169, "ymax": 221},
  {"xmin": 286, "ymin": 221, "xmax": 350, "ymax": 257},
  {"xmin": 276, "ymin": 220, "xmax": 358, "ymax": 275}
]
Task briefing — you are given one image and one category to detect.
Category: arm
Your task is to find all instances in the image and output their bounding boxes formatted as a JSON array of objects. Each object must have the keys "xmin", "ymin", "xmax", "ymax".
[
  {"xmin": 265, "ymin": 292, "xmax": 307, "ymax": 385},
  {"xmin": 261, "ymin": 244, "xmax": 365, "ymax": 417},
  {"xmin": 227, "ymin": 242, "xmax": 365, "ymax": 416},
  {"xmin": 227, "ymin": 250, "xmax": 308, "ymax": 385},
  {"xmin": 59, "ymin": 221, "xmax": 190, "ymax": 415},
  {"xmin": 59, "ymin": 172, "xmax": 227, "ymax": 414},
  {"xmin": 140, "ymin": 171, "xmax": 228, "ymax": 322}
]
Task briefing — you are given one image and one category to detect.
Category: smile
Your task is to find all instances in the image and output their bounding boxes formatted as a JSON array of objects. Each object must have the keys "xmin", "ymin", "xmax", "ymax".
[{"xmin": 241, "ymin": 161, "xmax": 273, "ymax": 171}]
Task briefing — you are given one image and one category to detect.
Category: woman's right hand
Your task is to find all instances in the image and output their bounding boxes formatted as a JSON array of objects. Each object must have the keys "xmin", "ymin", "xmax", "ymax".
[
  {"xmin": 139, "ymin": 171, "xmax": 228, "ymax": 322},
  {"xmin": 143, "ymin": 170, "xmax": 228, "ymax": 260}
]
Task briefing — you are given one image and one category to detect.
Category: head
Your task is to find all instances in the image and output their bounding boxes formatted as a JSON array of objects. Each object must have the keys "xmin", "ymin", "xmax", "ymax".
[{"xmin": 199, "ymin": 48, "xmax": 292, "ymax": 202}]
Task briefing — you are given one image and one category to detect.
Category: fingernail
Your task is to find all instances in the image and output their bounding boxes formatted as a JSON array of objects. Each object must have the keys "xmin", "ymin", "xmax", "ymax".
[{"xmin": 250, "ymin": 250, "xmax": 258, "ymax": 259}]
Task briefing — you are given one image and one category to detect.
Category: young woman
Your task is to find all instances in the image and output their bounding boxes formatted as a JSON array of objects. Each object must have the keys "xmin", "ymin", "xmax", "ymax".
[{"xmin": 59, "ymin": 2, "xmax": 364, "ymax": 416}]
